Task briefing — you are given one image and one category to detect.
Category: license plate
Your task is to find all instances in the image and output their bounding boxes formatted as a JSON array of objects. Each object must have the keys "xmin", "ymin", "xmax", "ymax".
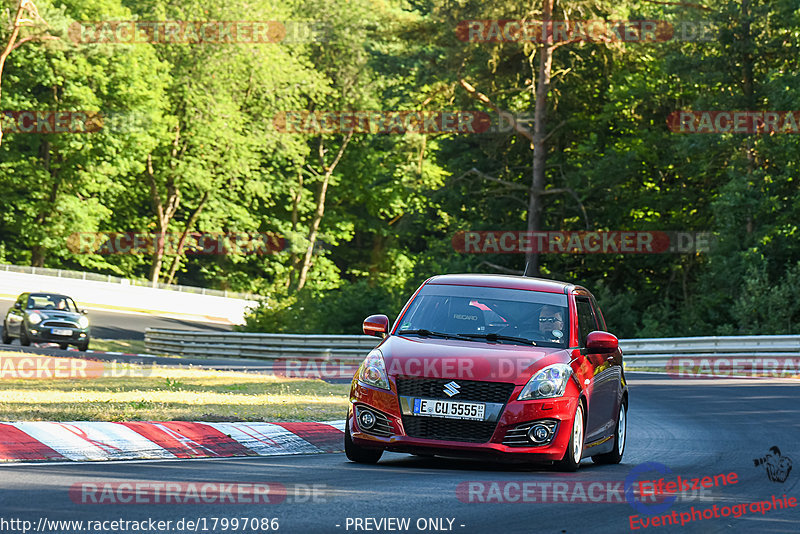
[
  {"xmin": 412, "ymin": 398, "xmax": 485, "ymax": 421},
  {"xmin": 52, "ymin": 329, "xmax": 72, "ymax": 336}
]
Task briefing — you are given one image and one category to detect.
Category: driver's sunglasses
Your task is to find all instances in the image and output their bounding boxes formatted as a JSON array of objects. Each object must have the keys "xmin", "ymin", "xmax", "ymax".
[{"xmin": 539, "ymin": 316, "xmax": 562, "ymax": 323}]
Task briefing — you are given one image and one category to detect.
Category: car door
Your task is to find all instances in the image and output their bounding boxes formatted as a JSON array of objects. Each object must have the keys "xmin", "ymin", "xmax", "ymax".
[{"xmin": 575, "ymin": 296, "xmax": 615, "ymax": 441}]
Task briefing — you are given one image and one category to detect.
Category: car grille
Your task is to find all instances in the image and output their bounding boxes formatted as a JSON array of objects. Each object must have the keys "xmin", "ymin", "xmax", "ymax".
[
  {"xmin": 396, "ymin": 378, "xmax": 516, "ymax": 443},
  {"xmin": 402, "ymin": 417, "xmax": 498, "ymax": 443},
  {"xmin": 42, "ymin": 321, "xmax": 77, "ymax": 328},
  {"xmin": 396, "ymin": 378, "xmax": 515, "ymax": 404}
]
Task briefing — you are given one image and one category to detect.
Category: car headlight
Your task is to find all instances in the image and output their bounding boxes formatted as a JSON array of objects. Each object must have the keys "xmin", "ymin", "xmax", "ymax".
[
  {"xmin": 27, "ymin": 312, "xmax": 42, "ymax": 324},
  {"xmin": 78, "ymin": 316, "xmax": 89, "ymax": 329},
  {"xmin": 358, "ymin": 349, "xmax": 390, "ymax": 390},
  {"xmin": 518, "ymin": 363, "xmax": 573, "ymax": 400}
]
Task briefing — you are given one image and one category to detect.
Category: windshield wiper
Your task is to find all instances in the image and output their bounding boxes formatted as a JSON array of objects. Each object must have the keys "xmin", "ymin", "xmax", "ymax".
[
  {"xmin": 397, "ymin": 329, "xmax": 473, "ymax": 341},
  {"xmin": 456, "ymin": 333, "xmax": 537, "ymax": 346}
]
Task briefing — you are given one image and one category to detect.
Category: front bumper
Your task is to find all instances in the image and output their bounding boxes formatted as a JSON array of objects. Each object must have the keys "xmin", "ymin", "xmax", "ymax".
[
  {"xmin": 27, "ymin": 325, "xmax": 89, "ymax": 343},
  {"xmin": 349, "ymin": 381, "xmax": 579, "ymax": 462}
]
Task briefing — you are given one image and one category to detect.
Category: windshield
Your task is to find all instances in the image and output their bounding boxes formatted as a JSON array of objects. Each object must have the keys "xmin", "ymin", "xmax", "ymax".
[
  {"xmin": 26, "ymin": 294, "xmax": 78, "ymax": 312},
  {"xmin": 396, "ymin": 284, "xmax": 569, "ymax": 348}
]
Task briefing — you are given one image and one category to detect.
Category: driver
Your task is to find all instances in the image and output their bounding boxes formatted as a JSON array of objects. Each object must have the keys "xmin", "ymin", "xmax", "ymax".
[{"xmin": 538, "ymin": 305, "xmax": 564, "ymax": 338}]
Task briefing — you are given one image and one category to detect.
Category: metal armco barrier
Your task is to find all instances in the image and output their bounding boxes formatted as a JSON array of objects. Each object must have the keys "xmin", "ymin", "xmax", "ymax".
[
  {"xmin": 619, "ymin": 335, "xmax": 800, "ymax": 369},
  {"xmin": 145, "ymin": 329, "xmax": 379, "ymax": 361},
  {"xmin": 145, "ymin": 330, "xmax": 800, "ymax": 367}
]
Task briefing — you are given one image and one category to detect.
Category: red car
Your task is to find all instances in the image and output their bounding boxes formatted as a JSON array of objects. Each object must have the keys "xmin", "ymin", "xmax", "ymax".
[{"xmin": 346, "ymin": 274, "xmax": 627, "ymax": 471}]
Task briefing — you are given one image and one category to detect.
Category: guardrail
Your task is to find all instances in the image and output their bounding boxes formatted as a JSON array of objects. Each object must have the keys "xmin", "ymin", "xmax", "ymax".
[
  {"xmin": 145, "ymin": 329, "xmax": 379, "ymax": 360},
  {"xmin": 145, "ymin": 330, "xmax": 800, "ymax": 367},
  {"xmin": 619, "ymin": 335, "xmax": 800, "ymax": 369},
  {"xmin": 0, "ymin": 263, "xmax": 254, "ymax": 300},
  {"xmin": 0, "ymin": 267, "xmax": 258, "ymax": 324}
]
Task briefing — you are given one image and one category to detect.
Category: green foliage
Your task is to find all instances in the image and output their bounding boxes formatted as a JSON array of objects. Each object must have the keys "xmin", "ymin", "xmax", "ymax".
[{"xmin": 1, "ymin": 0, "xmax": 798, "ymax": 337}]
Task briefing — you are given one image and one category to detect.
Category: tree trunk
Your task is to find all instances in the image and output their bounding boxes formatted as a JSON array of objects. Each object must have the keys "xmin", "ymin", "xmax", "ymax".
[
  {"xmin": 295, "ymin": 132, "xmax": 353, "ymax": 290},
  {"xmin": 164, "ymin": 190, "xmax": 210, "ymax": 285},
  {"xmin": 524, "ymin": 0, "xmax": 556, "ymax": 277},
  {"xmin": 145, "ymin": 154, "xmax": 180, "ymax": 285},
  {"xmin": 0, "ymin": 2, "xmax": 24, "ymax": 147},
  {"xmin": 286, "ymin": 170, "xmax": 304, "ymax": 289}
]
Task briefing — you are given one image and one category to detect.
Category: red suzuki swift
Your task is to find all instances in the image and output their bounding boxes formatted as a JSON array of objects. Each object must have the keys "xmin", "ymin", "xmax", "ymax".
[{"xmin": 346, "ymin": 274, "xmax": 627, "ymax": 471}]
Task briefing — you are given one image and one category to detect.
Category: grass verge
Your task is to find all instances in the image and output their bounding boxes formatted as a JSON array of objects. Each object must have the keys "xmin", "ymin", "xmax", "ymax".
[
  {"xmin": 0, "ymin": 352, "xmax": 349, "ymax": 422},
  {"xmin": 88, "ymin": 338, "xmax": 150, "ymax": 354}
]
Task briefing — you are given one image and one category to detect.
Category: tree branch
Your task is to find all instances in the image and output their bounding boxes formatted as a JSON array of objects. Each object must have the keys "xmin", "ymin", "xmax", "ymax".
[
  {"xmin": 458, "ymin": 79, "xmax": 534, "ymax": 146},
  {"xmin": 455, "ymin": 167, "xmax": 527, "ymax": 191}
]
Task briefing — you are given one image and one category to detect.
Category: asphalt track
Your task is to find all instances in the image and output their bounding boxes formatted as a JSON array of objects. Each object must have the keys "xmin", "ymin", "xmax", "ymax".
[
  {"xmin": 0, "ymin": 373, "xmax": 797, "ymax": 534},
  {"xmin": 0, "ymin": 298, "xmax": 232, "ymax": 340}
]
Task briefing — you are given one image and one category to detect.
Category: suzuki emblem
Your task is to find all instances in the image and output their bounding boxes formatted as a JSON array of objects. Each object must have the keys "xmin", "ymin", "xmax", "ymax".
[{"xmin": 443, "ymin": 381, "xmax": 461, "ymax": 397}]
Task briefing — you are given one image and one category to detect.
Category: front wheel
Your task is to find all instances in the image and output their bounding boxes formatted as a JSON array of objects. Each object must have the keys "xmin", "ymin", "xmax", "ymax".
[
  {"xmin": 592, "ymin": 401, "xmax": 627, "ymax": 465},
  {"xmin": 345, "ymin": 422, "xmax": 383, "ymax": 464},
  {"xmin": 78, "ymin": 341, "xmax": 89, "ymax": 352},
  {"xmin": 58, "ymin": 343, "xmax": 69, "ymax": 350},
  {"xmin": 1, "ymin": 324, "xmax": 11, "ymax": 344},
  {"xmin": 556, "ymin": 402, "xmax": 584, "ymax": 472},
  {"xmin": 19, "ymin": 326, "xmax": 31, "ymax": 346}
]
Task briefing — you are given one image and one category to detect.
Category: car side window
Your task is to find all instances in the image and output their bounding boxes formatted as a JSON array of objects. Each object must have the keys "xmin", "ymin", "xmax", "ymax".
[
  {"xmin": 576, "ymin": 297, "xmax": 598, "ymax": 347},
  {"xmin": 590, "ymin": 296, "xmax": 607, "ymax": 331}
]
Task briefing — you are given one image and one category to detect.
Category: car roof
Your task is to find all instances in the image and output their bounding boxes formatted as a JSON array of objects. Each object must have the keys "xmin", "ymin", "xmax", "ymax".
[
  {"xmin": 27, "ymin": 293, "xmax": 72, "ymax": 299},
  {"xmin": 426, "ymin": 274, "xmax": 587, "ymax": 295}
]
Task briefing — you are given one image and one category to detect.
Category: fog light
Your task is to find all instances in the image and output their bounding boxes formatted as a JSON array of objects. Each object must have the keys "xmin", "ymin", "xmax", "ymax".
[
  {"xmin": 30, "ymin": 329, "xmax": 38, "ymax": 335},
  {"xmin": 79, "ymin": 333, "xmax": 86, "ymax": 337},
  {"xmin": 528, "ymin": 424, "xmax": 551, "ymax": 443},
  {"xmin": 358, "ymin": 410, "xmax": 376, "ymax": 430}
]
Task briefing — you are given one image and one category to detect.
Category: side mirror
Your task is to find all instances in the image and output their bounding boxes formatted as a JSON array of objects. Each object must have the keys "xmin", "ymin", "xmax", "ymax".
[
  {"xmin": 81, "ymin": 309, "xmax": 88, "ymax": 315},
  {"xmin": 586, "ymin": 331, "xmax": 618, "ymax": 354},
  {"xmin": 13, "ymin": 302, "xmax": 21, "ymax": 309},
  {"xmin": 363, "ymin": 314, "xmax": 390, "ymax": 338}
]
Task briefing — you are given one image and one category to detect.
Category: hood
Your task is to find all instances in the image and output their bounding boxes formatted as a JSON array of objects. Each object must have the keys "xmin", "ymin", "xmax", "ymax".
[
  {"xmin": 379, "ymin": 334, "xmax": 569, "ymax": 385},
  {"xmin": 27, "ymin": 309, "xmax": 83, "ymax": 322}
]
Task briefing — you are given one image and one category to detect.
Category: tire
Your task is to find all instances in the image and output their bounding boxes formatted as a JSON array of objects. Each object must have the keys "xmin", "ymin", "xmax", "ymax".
[
  {"xmin": 1, "ymin": 324, "xmax": 11, "ymax": 344},
  {"xmin": 593, "ymin": 401, "xmax": 627, "ymax": 465},
  {"xmin": 345, "ymin": 421, "xmax": 383, "ymax": 464},
  {"xmin": 556, "ymin": 401, "xmax": 585, "ymax": 472},
  {"xmin": 19, "ymin": 326, "xmax": 31, "ymax": 346},
  {"xmin": 78, "ymin": 342, "xmax": 89, "ymax": 352},
  {"xmin": 58, "ymin": 343, "xmax": 69, "ymax": 350}
]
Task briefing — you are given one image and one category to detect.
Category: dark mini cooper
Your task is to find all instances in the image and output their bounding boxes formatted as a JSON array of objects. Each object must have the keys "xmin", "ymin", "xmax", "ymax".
[
  {"xmin": 3, "ymin": 293, "xmax": 91, "ymax": 350},
  {"xmin": 346, "ymin": 274, "xmax": 627, "ymax": 471}
]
